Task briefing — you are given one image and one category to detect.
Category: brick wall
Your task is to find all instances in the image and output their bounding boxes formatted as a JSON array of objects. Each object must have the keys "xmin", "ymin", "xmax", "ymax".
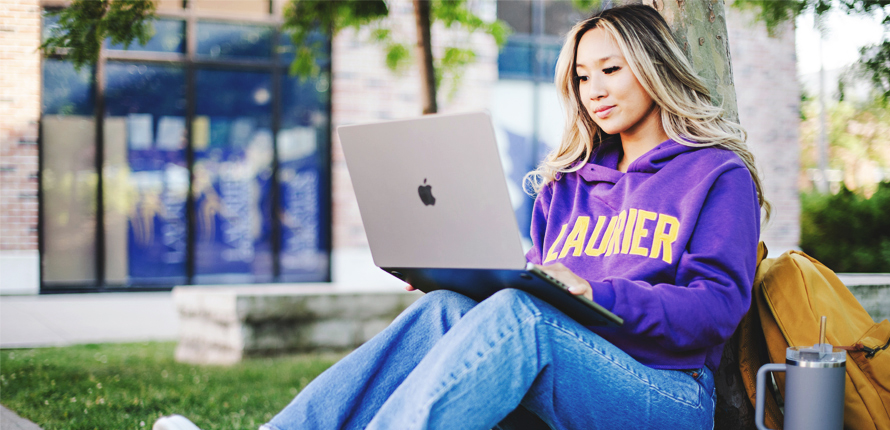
[
  {"xmin": 1, "ymin": 0, "xmax": 41, "ymax": 252},
  {"xmin": 727, "ymin": 9, "xmax": 801, "ymax": 253}
]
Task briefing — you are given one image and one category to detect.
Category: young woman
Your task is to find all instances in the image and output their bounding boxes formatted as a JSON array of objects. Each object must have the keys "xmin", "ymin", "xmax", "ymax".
[{"xmin": 156, "ymin": 4, "xmax": 767, "ymax": 430}]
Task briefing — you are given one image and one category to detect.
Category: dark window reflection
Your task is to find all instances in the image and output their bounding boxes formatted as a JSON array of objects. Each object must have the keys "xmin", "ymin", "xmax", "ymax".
[
  {"xmin": 544, "ymin": 0, "xmax": 585, "ymax": 37},
  {"xmin": 498, "ymin": 38, "xmax": 535, "ymax": 80},
  {"xmin": 496, "ymin": 0, "xmax": 596, "ymax": 82},
  {"xmin": 277, "ymin": 29, "xmax": 329, "ymax": 66},
  {"xmin": 194, "ymin": 69, "xmax": 273, "ymax": 283},
  {"xmin": 104, "ymin": 63, "xmax": 188, "ymax": 285},
  {"xmin": 43, "ymin": 59, "xmax": 94, "ymax": 115},
  {"xmin": 278, "ymin": 68, "xmax": 330, "ymax": 281},
  {"xmin": 497, "ymin": 0, "xmax": 533, "ymax": 34},
  {"xmin": 106, "ymin": 19, "xmax": 185, "ymax": 53},
  {"xmin": 197, "ymin": 22, "xmax": 274, "ymax": 59}
]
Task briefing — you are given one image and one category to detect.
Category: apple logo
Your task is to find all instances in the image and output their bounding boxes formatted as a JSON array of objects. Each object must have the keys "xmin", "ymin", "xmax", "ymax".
[{"xmin": 418, "ymin": 178, "xmax": 436, "ymax": 206}]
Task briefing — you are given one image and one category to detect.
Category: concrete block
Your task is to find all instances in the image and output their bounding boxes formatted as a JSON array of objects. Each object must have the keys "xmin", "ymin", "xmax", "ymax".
[
  {"xmin": 173, "ymin": 284, "xmax": 420, "ymax": 365},
  {"xmin": 848, "ymin": 283, "xmax": 890, "ymax": 323}
]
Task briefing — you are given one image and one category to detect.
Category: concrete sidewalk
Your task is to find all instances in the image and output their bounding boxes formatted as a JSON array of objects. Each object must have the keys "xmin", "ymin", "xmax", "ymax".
[{"xmin": 0, "ymin": 292, "xmax": 180, "ymax": 348}]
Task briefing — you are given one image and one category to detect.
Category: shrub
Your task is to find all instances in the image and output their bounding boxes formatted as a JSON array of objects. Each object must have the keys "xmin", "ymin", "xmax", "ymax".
[{"xmin": 800, "ymin": 181, "xmax": 890, "ymax": 272}]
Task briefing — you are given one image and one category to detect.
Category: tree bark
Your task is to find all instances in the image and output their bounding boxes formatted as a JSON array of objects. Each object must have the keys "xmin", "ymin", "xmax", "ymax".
[{"xmin": 413, "ymin": 0, "xmax": 438, "ymax": 114}]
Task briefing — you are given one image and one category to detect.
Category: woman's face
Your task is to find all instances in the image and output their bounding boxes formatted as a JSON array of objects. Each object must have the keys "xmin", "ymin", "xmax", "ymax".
[{"xmin": 575, "ymin": 27, "xmax": 661, "ymax": 140}]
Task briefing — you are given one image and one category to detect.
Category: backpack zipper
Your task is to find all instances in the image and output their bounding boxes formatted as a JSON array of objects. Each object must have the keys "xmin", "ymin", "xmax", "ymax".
[{"xmin": 861, "ymin": 337, "xmax": 890, "ymax": 359}]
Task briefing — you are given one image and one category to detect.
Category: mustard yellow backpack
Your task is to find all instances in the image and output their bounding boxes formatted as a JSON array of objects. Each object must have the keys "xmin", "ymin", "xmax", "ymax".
[{"xmin": 737, "ymin": 243, "xmax": 890, "ymax": 429}]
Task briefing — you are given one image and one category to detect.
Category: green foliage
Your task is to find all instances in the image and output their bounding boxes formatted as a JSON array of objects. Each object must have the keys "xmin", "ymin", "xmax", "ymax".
[
  {"xmin": 859, "ymin": 40, "xmax": 890, "ymax": 102},
  {"xmin": 282, "ymin": 0, "xmax": 510, "ymax": 99},
  {"xmin": 432, "ymin": 0, "xmax": 510, "ymax": 48},
  {"xmin": 41, "ymin": 0, "xmax": 156, "ymax": 70},
  {"xmin": 436, "ymin": 47, "xmax": 476, "ymax": 98},
  {"xmin": 732, "ymin": 0, "xmax": 890, "ymax": 102},
  {"xmin": 800, "ymin": 182, "xmax": 890, "ymax": 272},
  {"xmin": 570, "ymin": 0, "xmax": 604, "ymax": 13},
  {"xmin": 386, "ymin": 43, "xmax": 413, "ymax": 71},
  {"xmin": 731, "ymin": 0, "xmax": 809, "ymax": 35},
  {"xmin": 283, "ymin": 0, "xmax": 389, "ymax": 78},
  {"xmin": 0, "ymin": 342, "xmax": 340, "ymax": 430}
]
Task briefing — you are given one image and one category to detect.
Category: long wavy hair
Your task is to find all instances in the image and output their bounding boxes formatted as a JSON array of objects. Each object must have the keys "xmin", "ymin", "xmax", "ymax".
[{"xmin": 526, "ymin": 4, "xmax": 771, "ymax": 221}]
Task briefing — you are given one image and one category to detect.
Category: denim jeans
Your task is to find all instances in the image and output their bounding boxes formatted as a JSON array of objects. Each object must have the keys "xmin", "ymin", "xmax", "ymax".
[{"xmin": 262, "ymin": 289, "xmax": 715, "ymax": 430}]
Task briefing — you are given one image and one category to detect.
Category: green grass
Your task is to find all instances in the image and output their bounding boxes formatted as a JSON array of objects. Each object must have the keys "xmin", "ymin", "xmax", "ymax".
[{"xmin": 0, "ymin": 342, "xmax": 342, "ymax": 430}]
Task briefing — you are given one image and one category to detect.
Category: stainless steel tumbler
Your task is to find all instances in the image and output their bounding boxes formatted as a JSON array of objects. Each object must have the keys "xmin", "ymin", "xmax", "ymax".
[{"xmin": 755, "ymin": 344, "xmax": 847, "ymax": 430}]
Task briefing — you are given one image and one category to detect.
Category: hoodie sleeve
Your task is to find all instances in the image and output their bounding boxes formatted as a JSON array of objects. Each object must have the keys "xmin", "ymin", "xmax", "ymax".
[
  {"xmin": 525, "ymin": 184, "xmax": 553, "ymax": 266},
  {"xmin": 587, "ymin": 166, "xmax": 760, "ymax": 351}
]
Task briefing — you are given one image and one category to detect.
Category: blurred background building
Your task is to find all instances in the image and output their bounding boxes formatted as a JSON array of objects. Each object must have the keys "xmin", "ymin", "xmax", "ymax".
[{"xmin": 1, "ymin": 0, "xmax": 799, "ymax": 295}]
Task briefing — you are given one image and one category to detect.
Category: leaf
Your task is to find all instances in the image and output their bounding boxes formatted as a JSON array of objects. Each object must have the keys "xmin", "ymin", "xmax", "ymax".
[
  {"xmin": 385, "ymin": 44, "xmax": 412, "ymax": 73},
  {"xmin": 282, "ymin": 0, "xmax": 389, "ymax": 79},
  {"xmin": 858, "ymin": 41, "xmax": 890, "ymax": 102},
  {"xmin": 40, "ymin": 0, "xmax": 156, "ymax": 70}
]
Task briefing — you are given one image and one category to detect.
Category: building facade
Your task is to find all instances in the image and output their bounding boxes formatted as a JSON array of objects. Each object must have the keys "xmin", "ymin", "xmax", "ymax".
[{"xmin": 0, "ymin": 0, "xmax": 799, "ymax": 294}]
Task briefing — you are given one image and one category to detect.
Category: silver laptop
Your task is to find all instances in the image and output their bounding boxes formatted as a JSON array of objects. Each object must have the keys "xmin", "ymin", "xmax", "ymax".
[{"xmin": 338, "ymin": 112, "xmax": 622, "ymax": 327}]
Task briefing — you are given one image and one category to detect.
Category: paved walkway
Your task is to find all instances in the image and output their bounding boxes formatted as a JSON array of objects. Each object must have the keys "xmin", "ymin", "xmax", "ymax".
[
  {"xmin": 0, "ymin": 292, "xmax": 179, "ymax": 348},
  {"xmin": 0, "ymin": 406, "xmax": 42, "ymax": 430}
]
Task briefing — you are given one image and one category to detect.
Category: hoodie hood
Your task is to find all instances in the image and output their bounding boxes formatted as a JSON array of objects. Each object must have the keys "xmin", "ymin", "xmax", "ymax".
[{"xmin": 579, "ymin": 138, "xmax": 702, "ymax": 183}]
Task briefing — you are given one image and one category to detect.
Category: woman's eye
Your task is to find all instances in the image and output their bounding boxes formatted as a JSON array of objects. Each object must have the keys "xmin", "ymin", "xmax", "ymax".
[
  {"xmin": 575, "ymin": 76, "xmax": 589, "ymax": 83},
  {"xmin": 603, "ymin": 66, "xmax": 620, "ymax": 74}
]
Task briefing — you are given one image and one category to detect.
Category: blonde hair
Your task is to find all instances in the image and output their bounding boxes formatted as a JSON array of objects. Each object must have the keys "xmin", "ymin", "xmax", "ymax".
[{"xmin": 526, "ymin": 4, "xmax": 771, "ymax": 222}]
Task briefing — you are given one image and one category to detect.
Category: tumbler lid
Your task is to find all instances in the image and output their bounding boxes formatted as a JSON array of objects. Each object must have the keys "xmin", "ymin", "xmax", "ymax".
[{"xmin": 786, "ymin": 344, "xmax": 846, "ymax": 368}]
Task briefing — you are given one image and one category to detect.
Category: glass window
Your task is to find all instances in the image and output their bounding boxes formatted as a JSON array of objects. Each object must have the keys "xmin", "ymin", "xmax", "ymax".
[
  {"xmin": 43, "ymin": 59, "xmax": 95, "ymax": 115},
  {"xmin": 497, "ymin": 0, "xmax": 533, "ymax": 34},
  {"xmin": 544, "ymin": 0, "xmax": 585, "ymax": 37},
  {"xmin": 498, "ymin": 38, "xmax": 535, "ymax": 80},
  {"xmin": 41, "ymin": 59, "xmax": 98, "ymax": 285},
  {"xmin": 278, "ymin": 69, "xmax": 330, "ymax": 281},
  {"xmin": 106, "ymin": 19, "xmax": 185, "ymax": 53},
  {"xmin": 193, "ymin": 69, "xmax": 274, "ymax": 283},
  {"xmin": 104, "ymin": 62, "xmax": 188, "ymax": 285},
  {"xmin": 277, "ymin": 29, "xmax": 329, "ymax": 66},
  {"xmin": 538, "ymin": 43, "xmax": 561, "ymax": 82},
  {"xmin": 196, "ymin": 22, "xmax": 274, "ymax": 60}
]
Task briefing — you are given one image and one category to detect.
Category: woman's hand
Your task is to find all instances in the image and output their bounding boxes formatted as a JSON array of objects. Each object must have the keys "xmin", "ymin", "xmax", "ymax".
[
  {"xmin": 534, "ymin": 263, "xmax": 594, "ymax": 301},
  {"xmin": 405, "ymin": 284, "xmax": 418, "ymax": 292}
]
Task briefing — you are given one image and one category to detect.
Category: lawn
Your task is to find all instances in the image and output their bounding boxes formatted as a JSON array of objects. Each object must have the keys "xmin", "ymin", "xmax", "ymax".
[{"xmin": 0, "ymin": 342, "xmax": 343, "ymax": 430}]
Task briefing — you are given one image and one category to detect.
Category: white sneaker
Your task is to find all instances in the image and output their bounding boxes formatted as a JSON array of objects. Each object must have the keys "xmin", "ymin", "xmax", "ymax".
[{"xmin": 153, "ymin": 415, "xmax": 203, "ymax": 430}]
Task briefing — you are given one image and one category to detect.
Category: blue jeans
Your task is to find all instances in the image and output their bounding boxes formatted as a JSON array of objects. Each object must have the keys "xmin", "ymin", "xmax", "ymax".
[{"xmin": 262, "ymin": 289, "xmax": 715, "ymax": 430}]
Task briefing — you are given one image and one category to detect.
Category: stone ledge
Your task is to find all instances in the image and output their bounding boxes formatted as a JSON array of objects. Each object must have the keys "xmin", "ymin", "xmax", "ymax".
[
  {"xmin": 173, "ymin": 284, "xmax": 420, "ymax": 365},
  {"xmin": 173, "ymin": 277, "xmax": 889, "ymax": 365}
]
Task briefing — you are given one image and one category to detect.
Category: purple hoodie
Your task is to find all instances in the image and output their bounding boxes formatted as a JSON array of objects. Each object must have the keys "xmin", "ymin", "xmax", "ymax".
[{"xmin": 526, "ymin": 137, "xmax": 760, "ymax": 371}]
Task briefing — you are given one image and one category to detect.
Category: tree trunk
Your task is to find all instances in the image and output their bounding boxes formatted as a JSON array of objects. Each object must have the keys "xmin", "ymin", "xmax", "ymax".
[{"xmin": 413, "ymin": 0, "xmax": 438, "ymax": 114}]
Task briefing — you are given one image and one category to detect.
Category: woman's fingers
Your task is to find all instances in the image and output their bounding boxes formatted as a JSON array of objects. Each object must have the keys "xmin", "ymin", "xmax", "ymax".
[
  {"xmin": 405, "ymin": 284, "xmax": 417, "ymax": 292},
  {"xmin": 535, "ymin": 263, "xmax": 594, "ymax": 301}
]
